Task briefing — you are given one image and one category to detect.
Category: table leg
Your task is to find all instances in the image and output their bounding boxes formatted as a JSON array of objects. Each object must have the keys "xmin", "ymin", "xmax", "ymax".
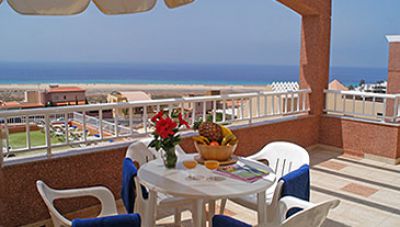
[
  {"xmin": 257, "ymin": 191, "xmax": 267, "ymax": 227},
  {"xmin": 192, "ymin": 199, "xmax": 204, "ymax": 227},
  {"xmin": 145, "ymin": 190, "xmax": 157, "ymax": 227},
  {"xmin": 208, "ymin": 199, "xmax": 216, "ymax": 227}
]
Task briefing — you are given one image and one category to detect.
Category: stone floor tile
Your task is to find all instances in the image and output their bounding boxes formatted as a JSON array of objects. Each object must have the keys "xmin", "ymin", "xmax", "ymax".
[
  {"xmin": 334, "ymin": 201, "xmax": 391, "ymax": 227},
  {"xmin": 340, "ymin": 183, "xmax": 379, "ymax": 197},
  {"xmin": 368, "ymin": 188, "xmax": 400, "ymax": 208},
  {"xmin": 311, "ymin": 170, "xmax": 351, "ymax": 189},
  {"xmin": 379, "ymin": 214, "xmax": 400, "ymax": 226},
  {"xmin": 318, "ymin": 160, "xmax": 348, "ymax": 171}
]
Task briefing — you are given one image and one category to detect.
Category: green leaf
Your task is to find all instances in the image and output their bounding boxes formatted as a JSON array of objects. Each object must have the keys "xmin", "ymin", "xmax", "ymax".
[{"xmin": 148, "ymin": 139, "xmax": 157, "ymax": 148}]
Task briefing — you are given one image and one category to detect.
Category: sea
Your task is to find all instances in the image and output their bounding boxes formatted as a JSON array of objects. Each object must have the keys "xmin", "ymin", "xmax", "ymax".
[{"xmin": 0, "ymin": 62, "xmax": 388, "ymax": 86}]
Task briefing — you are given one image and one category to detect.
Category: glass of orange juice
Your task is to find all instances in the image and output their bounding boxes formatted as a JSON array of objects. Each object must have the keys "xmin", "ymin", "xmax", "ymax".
[
  {"xmin": 204, "ymin": 160, "xmax": 220, "ymax": 181},
  {"xmin": 183, "ymin": 160, "xmax": 200, "ymax": 180}
]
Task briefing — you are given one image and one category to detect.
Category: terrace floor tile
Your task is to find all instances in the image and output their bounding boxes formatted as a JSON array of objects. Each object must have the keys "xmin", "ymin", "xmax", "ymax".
[{"xmin": 340, "ymin": 183, "xmax": 379, "ymax": 198}]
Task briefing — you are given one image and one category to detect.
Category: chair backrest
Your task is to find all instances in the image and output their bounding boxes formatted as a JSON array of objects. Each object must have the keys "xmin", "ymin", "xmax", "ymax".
[
  {"xmin": 36, "ymin": 181, "xmax": 72, "ymax": 227},
  {"xmin": 125, "ymin": 139, "xmax": 160, "ymax": 215},
  {"xmin": 125, "ymin": 139, "xmax": 158, "ymax": 167},
  {"xmin": 282, "ymin": 199, "xmax": 340, "ymax": 227},
  {"xmin": 249, "ymin": 142, "xmax": 309, "ymax": 179}
]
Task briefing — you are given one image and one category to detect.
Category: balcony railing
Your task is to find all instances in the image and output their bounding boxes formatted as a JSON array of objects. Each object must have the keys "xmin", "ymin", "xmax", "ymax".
[
  {"xmin": 0, "ymin": 89, "xmax": 311, "ymax": 161},
  {"xmin": 324, "ymin": 89, "xmax": 400, "ymax": 123}
]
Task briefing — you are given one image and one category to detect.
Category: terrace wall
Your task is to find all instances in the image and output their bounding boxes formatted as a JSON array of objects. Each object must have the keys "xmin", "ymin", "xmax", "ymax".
[
  {"xmin": 319, "ymin": 115, "xmax": 400, "ymax": 162},
  {"xmin": 0, "ymin": 115, "xmax": 319, "ymax": 226}
]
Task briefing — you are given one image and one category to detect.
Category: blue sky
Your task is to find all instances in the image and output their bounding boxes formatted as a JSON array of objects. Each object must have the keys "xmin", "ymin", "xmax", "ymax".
[{"xmin": 0, "ymin": 0, "xmax": 399, "ymax": 68}]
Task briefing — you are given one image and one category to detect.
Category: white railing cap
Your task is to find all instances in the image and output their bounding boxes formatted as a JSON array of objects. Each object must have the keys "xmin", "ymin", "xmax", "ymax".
[
  {"xmin": 386, "ymin": 35, "xmax": 400, "ymax": 43},
  {"xmin": 324, "ymin": 89, "xmax": 399, "ymax": 99}
]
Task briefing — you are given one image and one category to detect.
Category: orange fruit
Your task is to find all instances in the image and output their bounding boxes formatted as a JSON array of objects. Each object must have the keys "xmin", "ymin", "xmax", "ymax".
[{"xmin": 209, "ymin": 141, "xmax": 220, "ymax": 146}]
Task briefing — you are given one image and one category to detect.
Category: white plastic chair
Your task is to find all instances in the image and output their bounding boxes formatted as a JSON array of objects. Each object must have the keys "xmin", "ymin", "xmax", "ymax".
[
  {"xmin": 214, "ymin": 197, "xmax": 339, "ymax": 227},
  {"xmin": 278, "ymin": 197, "xmax": 340, "ymax": 227},
  {"xmin": 36, "ymin": 180, "xmax": 118, "ymax": 227},
  {"xmin": 126, "ymin": 139, "xmax": 196, "ymax": 226},
  {"xmin": 220, "ymin": 141, "xmax": 310, "ymax": 222}
]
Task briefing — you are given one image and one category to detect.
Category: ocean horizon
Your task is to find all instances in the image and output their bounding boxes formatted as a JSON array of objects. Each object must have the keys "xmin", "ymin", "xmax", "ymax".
[{"xmin": 0, "ymin": 62, "xmax": 388, "ymax": 86}]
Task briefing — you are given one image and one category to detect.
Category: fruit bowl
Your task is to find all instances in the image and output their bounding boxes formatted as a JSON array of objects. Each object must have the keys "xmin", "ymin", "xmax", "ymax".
[{"xmin": 194, "ymin": 142, "xmax": 238, "ymax": 161}]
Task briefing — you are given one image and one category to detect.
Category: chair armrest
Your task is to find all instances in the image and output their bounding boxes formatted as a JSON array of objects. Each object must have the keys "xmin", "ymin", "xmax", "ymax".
[
  {"xmin": 278, "ymin": 196, "xmax": 313, "ymax": 220},
  {"xmin": 53, "ymin": 186, "xmax": 118, "ymax": 216}
]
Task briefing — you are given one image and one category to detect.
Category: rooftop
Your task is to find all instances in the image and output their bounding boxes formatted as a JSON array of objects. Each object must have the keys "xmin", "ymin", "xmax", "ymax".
[
  {"xmin": 0, "ymin": 101, "xmax": 44, "ymax": 109},
  {"xmin": 47, "ymin": 86, "xmax": 85, "ymax": 93}
]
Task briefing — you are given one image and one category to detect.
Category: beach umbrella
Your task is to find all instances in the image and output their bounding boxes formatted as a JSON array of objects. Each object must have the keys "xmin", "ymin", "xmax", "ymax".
[{"xmin": 6, "ymin": 0, "xmax": 194, "ymax": 15}]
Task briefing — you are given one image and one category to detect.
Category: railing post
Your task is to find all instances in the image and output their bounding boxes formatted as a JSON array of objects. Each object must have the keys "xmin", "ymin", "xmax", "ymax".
[
  {"xmin": 192, "ymin": 102, "xmax": 196, "ymax": 125},
  {"xmin": 222, "ymin": 99, "xmax": 226, "ymax": 123},
  {"xmin": 212, "ymin": 100, "xmax": 217, "ymax": 123},
  {"xmin": 143, "ymin": 105, "xmax": 148, "ymax": 134},
  {"xmin": 249, "ymin": 98, "xmax": 253, "ymax": 124},
  {"xmin": 25, "ymin": 116, "xmax": 31, "ymax": 150},
  {"xmin": 44, "ymin": 114, "xmax": 52, "ymax": 158},
  {"xmin": 231, "ymin": 99, "xmax": 235, "ymax": 123},
  {"xmin": 257, "ymin": 94, "xmax": 261, "ymax": 117},
  {"xmin": 202, "ymin": 102, "xmax": 207, "ymax": 122},
  {"xmin": 382, "ymin": 98, "xmax": 387, "ymax": 122},
  {"xmin": 65, "ymin": 113, "xmax": 70, "ymax": 145},
  {"xmin": 99, "ymin": 109, "xmax": 104, "ymax": 140},
  {"xmin": 0, "ymin": 125, "xmax": 4, "ymax": 167},
  {"xmin": 83, "ymin": 111, "xmax": 88, "ymax": 142}
]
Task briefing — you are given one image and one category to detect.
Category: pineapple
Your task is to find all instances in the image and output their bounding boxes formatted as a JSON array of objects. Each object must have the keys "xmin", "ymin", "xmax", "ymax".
[{"xmin": 197, "ymin": 122, "xmax": 223, "ymax": 142}]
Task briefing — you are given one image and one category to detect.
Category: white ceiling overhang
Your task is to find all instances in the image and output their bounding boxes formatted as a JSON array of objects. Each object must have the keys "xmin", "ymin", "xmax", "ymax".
[{"xmin": 5, "ymin": 0, "xmax": 194, "ymax": 15}]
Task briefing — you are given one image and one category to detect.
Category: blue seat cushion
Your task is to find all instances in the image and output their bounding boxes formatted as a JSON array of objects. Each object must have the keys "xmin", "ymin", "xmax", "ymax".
[
  {"xmin": 212, "ymin": 215, "xmax": 251, "ymax": 227},
  {"xmin": 72, "ymin": 213, "xmax": 141, "ymax": 227}
]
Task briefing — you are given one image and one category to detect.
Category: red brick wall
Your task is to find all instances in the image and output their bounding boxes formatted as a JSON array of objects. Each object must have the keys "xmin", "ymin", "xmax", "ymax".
[
  {"xmin": 0, "ymin": 147, "xmax": 127, "ymax": 227},
  {"xmin": 319, "ymin": 116, "xmax": 399, "ymax": 159}
]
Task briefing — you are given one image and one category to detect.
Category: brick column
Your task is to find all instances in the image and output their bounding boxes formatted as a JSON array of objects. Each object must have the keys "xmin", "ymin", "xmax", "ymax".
[
  {"xmin": 299, "ymin": 15, "xmax": 331, "ymax": 115},
  {"xmin": 277, "ymin": 0, "xmax": 332, "ymax": 116},
  {"xmin": 385, "ymin": 35, "xmax": 400, "ymax": 120}
]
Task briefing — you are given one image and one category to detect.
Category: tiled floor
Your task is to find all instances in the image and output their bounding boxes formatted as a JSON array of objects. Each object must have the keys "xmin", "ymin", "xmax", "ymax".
[
  {"xmin": 155, "ymin": 148, "xmax": 400, "ymax": 227},
  {"xmin": 34, "ymin": 148, "xmax": 400, "ymax": 227}
]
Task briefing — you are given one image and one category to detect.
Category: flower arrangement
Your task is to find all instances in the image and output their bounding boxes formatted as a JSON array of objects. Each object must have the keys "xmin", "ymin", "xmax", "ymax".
[{"xmin": 148, "ymin": 111, "xmax": 190, "ymax": 168}]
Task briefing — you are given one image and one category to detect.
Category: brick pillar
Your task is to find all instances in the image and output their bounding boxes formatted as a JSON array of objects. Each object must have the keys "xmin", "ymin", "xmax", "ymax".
[
  {"xmin": 385, "ymin": 35, "xmax": 400, "ymax": 120},
  {"xmin": 277, "ymin": 0, "xmax": 332, "ymax": 116},
  {"xmin": 299, "ymin": 14, "xmax": 331, "ymax": 115}
]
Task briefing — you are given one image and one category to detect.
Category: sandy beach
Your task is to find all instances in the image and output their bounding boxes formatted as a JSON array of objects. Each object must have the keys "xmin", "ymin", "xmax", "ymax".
[{"xmin": 0, "ymin": 83, "xmax": 271, "ymax": 92}]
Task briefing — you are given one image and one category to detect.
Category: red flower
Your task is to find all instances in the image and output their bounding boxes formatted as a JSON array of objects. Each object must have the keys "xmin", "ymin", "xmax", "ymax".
[
  {"xmin": 155, "ymin": 117, "xmax": 177, "ymax": 139},
  {"xmin": 151, "ymin": 111, "xmax": 164, "ymax": 122},
  {"xmin": 178, "ymin": 113, "xmax": 190, "ymax": 128}
]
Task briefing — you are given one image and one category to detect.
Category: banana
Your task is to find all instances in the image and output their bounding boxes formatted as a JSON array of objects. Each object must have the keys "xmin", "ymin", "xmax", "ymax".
[
  {"xmin": 221, "ymin": 134, "xmax": 237, "ymax": 146},
  {"xmin": 228, "ymin": 136, "xmax": 238, "ymax": 145},
  {"xmin": 192, "ymin": 136, "xmax": 210, "ymax": 145},
  {"xmin": 220, "ymin": 125, "xmax": 233, "ymax": 137}
]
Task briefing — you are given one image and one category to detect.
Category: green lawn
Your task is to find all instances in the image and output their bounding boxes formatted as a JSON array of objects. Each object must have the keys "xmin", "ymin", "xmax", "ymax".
[{"xmin": 9, "ymin": 130, "xmax": 62, "ymax": 149}]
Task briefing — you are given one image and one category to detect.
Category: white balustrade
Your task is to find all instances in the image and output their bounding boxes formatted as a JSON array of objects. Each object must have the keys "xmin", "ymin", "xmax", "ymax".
[
  {"xmin": 0, "ymin": 89, "xmax": 311, "ymax": 158},
  {"xmin": 324, "ymin": 89, "xmax": 400, "ymax": 123}
]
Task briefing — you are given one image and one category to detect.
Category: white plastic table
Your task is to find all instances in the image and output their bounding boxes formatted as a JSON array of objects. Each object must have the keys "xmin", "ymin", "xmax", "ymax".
[{"xmin": 137, "ymin": 155, "xmax": 276, "ymax": 227}]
